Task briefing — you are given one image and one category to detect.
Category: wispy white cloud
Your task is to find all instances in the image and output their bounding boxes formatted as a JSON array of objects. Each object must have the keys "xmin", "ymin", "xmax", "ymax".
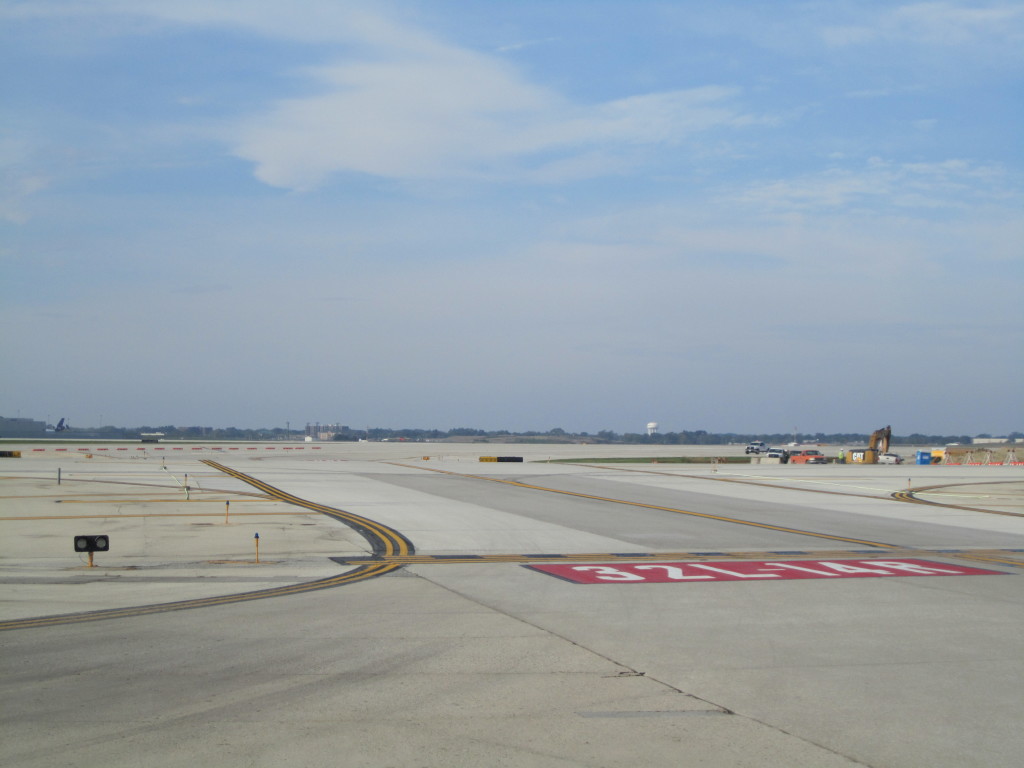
[
  {"xmin": 0, "ymin": 174, "xmax": 48, "ymax": 225},
  {"xmin": 495, "ymin": 37, "xmax": 560, "ymax": 53},
  {"xmin": 230, "ymin": 53, "xmax": 750, "ymax": 189},
  {"xmin": 0, "ymin": 139, "xmax": 51, "ymax": 224},
  {"xmin": 727, "ymin": 157, "xmax": 1015, "ymax": 214},
  {"xmin": 822, "ymin": 1, "xmax": 1024, "ymax": 50},
  {"xmin": 12, "ymin": 2, "xmax": 752, "ymax": 189},
  {"xmin": 1, "ymin": 0, "xmax": 380, "ymax": 43}
]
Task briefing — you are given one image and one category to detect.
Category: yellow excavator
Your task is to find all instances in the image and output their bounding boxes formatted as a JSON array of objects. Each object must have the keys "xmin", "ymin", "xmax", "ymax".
[{"xmin": 849, "ymin": 425, "xmax": 891, "ymax": 464}]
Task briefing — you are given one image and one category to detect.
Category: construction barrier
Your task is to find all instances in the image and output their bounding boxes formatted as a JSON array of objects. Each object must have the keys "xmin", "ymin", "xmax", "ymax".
[{"xmin": 942, "ymin": 448, "xmax": 1024, "ymax": 466}]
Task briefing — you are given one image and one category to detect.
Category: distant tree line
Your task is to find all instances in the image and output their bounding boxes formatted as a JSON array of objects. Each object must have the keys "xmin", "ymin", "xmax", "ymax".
[
  {"xmin": 334, "ymin": 426, "xmax": 1006, "ymax": 445},
  {"xmin": 608, "ymin": 431, "xmax": 990, "ymax": 446},
  {"xmin": 17, "ymin": 422, "xmax": 1021, "ymax": 445}
]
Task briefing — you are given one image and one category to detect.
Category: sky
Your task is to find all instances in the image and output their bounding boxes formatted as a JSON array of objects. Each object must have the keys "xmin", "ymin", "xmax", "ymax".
[{"xmin": 1, "ymin": 0, "xmax": 1022, "ymax": 436}]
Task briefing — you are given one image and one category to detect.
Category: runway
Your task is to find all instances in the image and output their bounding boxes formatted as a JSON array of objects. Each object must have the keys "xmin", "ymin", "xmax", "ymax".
[{"xmin": 2, "ymin": 442, "xmax": 1022, "ymax": 767}]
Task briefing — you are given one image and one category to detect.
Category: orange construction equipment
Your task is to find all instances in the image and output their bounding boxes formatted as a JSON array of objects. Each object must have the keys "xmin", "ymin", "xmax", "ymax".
[{"xmin": 849, "ymin": 425, "xmax": 891, "ymax": 464}]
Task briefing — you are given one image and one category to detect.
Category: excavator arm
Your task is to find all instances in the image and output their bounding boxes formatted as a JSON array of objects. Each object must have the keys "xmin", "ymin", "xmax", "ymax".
[{"xmin": 854, "ymin": 426, "xmax": 892, "ymax": 464}]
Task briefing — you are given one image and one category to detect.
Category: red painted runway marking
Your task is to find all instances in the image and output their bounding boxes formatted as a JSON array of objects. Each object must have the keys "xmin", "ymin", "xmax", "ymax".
[{"xmin": 527, "ymin": 559, "xmax": 1008, "ymax": 584}]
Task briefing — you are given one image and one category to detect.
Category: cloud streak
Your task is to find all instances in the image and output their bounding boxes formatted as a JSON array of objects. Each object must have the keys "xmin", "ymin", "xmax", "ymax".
[
  {"xmin": 230, "ymin": 58, "xmax": 750, "ymax": 189},
  {"xmin": 728, "ymin": 157, "xmax": 1013, "ymax": 214},
  {"xmin": 822, "ymin": 2, "xmax": 1024, "ymax": 49}
]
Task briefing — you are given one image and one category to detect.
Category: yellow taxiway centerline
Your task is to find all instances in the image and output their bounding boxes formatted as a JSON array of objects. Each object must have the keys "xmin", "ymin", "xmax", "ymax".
[
  {"xmin": 0, "ymin": 563, "xmax": 402, "ymax": 632},
  {"xmin": 388, "ymin": 463, "xmax": 1024, "ymax": 569},
  {"xmin": 389, "ymin": 462, "xmax": 904, "ymax": 550}
]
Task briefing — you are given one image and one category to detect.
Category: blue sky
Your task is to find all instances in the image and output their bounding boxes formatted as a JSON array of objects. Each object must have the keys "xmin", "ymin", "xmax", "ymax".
[{"xmin": 2, "ymin": 1, "xmax": 1022, "ymax": 435}]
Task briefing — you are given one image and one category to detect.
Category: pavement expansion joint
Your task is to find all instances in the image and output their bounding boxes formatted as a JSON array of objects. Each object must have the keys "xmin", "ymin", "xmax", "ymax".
[{"xmin": 578, "ymin": 710, "xmax": 731, "ymax": 718}]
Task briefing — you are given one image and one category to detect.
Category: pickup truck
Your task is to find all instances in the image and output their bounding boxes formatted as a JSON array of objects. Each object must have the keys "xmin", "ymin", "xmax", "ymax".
[
  {"xmin": 788, "ymin": 449, "xmax": 827, "ymax": 464},
  {"xmin": 745, "ymin": 442, "xmax": 768, "ymax": 454}
]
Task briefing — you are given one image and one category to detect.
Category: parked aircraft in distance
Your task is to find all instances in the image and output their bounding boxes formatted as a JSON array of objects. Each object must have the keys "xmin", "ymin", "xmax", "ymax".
[{"xmin": 55, "ymin": 418, "xmax": 68, "ymax": 432}]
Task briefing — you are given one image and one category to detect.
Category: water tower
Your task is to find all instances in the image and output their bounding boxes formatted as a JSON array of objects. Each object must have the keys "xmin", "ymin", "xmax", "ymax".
[{"xmin": 646, "ymin": 422, "xmax": 658, "ymax": 436}]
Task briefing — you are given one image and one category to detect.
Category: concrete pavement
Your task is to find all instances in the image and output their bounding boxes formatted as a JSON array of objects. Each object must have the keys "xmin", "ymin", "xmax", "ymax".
[{"xmin": 2, "ymin": 441, "xmax": 1022, "ymax": 767}]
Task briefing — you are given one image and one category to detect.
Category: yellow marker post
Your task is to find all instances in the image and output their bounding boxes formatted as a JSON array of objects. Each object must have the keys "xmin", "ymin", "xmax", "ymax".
[
  {"xmin": 254, "ymin": 532, "xmax": 260, "ymax": 564},
  {"xmin": 225, "ymin": 500, "xmax": 230, "ymax": 524}
]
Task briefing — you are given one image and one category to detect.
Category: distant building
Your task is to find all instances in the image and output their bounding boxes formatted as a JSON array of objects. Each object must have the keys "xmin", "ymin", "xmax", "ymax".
[
  {"xmin": 0, "ymin": 416, "xmax": 48, "ymax": 438},
  {"xmin": 305, "ymin": 422, "xmax": 350, "ymax": 441}
]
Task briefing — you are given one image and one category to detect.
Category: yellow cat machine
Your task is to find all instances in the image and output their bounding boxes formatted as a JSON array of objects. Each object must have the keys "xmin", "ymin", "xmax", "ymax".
[{"xmin": 849, "ymin": 425, "xmax": 892, "ymax": 464}]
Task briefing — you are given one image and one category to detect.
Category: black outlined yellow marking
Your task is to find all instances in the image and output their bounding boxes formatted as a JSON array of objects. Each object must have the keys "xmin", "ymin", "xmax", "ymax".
[
  {"xmin": 0, "ymin": 564, "xmax": 400, "ymax": 631},
  {"xmin": 0, "ymin": 462, "xmax": 414, "ymax": 631},
  {"xmin": 388, "ymin": 462, "xmax": 902, "ymax": 550},
  {"xmin": 387, "ymin": 463, "xmax": 1024, "ymax": 569},
  {"xmin": 202, "ymin": 460, "xmax": 413, "ymax": 557}
]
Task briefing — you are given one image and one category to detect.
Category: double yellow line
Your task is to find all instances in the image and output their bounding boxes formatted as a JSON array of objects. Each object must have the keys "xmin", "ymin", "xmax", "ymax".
[
  {"xmin": 202, "ymin": 460, "xmax": 413, "ymax": 557},
  {"xmin": 1, "ymin": 462, "xmax": 413, "ymax": 632}
]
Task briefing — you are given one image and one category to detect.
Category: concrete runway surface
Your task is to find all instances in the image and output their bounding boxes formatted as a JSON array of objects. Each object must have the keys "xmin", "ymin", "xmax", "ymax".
[{"xmin": 2, "ymin": 441, "xmax": 1022, "ymax": 767}]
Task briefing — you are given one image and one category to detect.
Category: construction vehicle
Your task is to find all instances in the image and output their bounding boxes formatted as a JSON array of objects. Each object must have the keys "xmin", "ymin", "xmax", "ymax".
[{"xmin": 849, "ymin": 425, "xmax": 892, "ymax": 464}]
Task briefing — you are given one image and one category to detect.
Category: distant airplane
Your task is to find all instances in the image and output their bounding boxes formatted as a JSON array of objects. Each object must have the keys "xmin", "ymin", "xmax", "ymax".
[{"xmin": 55, "ymin": 418, "xmax": 68, "ymax": 432}]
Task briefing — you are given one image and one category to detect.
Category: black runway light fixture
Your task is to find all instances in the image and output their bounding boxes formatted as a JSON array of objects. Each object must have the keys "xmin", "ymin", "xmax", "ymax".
[{"xmin": 74, "ymin": 534, "xmax": 109, "ymax": 567}]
